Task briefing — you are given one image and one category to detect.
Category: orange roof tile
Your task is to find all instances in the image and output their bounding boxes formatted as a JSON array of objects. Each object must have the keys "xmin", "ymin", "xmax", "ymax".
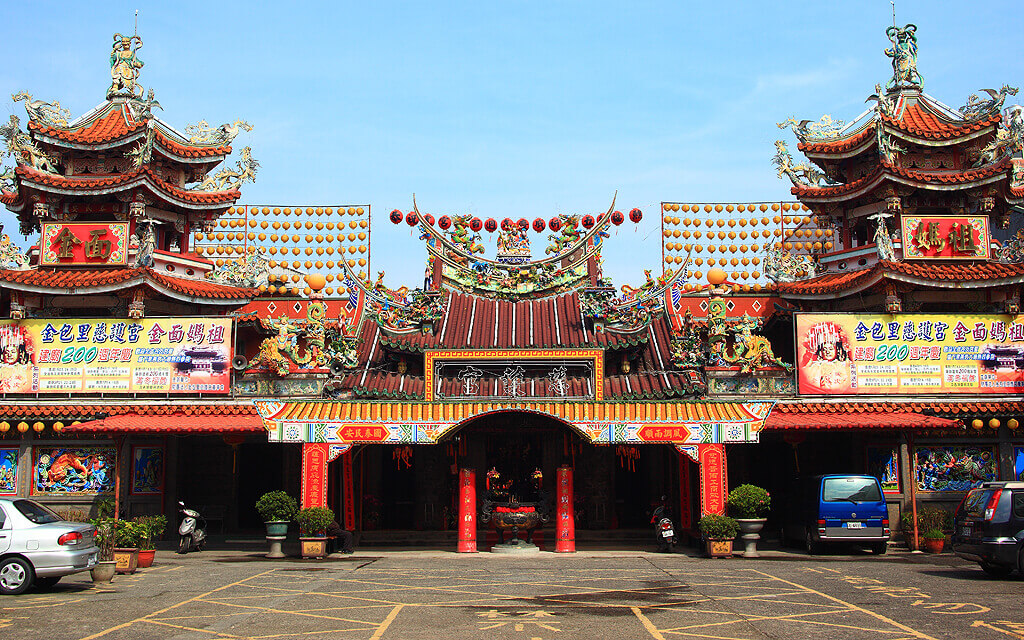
[
  {"xmin": 28, "ymin": 105, "xmax": 140, "ymax": 143},
  {"xmin": 774, "ymin": 401, "xmax": 1024, "ymax": 416},
  {"xmin": 152, "ymin": 129, "xmax": 231, "ymax": 159},
  {"xmin": 0, "ymin": 404, "xmax": 257, "ymax": 420},
  {"xmin": 885, "ymin": 103, "xmax": 1000, "ymax": 140},
  {"xmin": 0, "ymin": 267, "xmax": 254, "ymax": 300},
  {"xmin": 15, "ymin": 165, "xmax": 240, "ymax": 205},
  {"xmin": 68, "ymin": 411, "xmax": 262, "ymax": 433},
  {"xmin": 798, "ymin": 126, "xmax": 875, "ymax": 154},
  {"xmin": 777, "ymin": 261, "xmax": 1024, "ymax": 297},
  {"xmin": 765, "ymin": 410, "xmax": 957, "ymax": 430}
]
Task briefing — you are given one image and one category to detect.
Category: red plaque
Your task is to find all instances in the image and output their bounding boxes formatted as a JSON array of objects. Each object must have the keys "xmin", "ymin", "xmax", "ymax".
[
  {"xmin": 900, "ymin": 215, "xmax": 989, "ymax": 260},
  {"xmin": 457, "ymin": 468, "xmax": 477, "ymax": 553},
  {"xmin": 555, "ymin": 465, "xmax": 576, "ymax": 553},
  {"xmin": 301, "ymin": 443, "xmax": 329, "ymax": 508},
  {"xmin": 698, "ymin": 444, "xmax": 727, "ymax": 516},
  {"xmin": 40, "ymin": 222, "xmax": 129, "ymax": 266}
]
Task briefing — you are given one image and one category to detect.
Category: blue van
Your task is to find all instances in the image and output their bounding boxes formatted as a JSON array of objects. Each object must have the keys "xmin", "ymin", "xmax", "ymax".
[{"xmin": 782, "ymin": 475, "xmax": 891, "ymax": 554}]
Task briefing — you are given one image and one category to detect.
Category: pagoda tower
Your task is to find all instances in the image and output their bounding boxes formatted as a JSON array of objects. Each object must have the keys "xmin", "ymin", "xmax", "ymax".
[
  {"xmin": 0, "ymin": 31, "xmax": 258, "ymax": 316},
  {"xmin": 0, "ymin": 32, "xmax": 255, "ymax": 274},
  {"xmin": 772, "ymin": 23, "xmax": 1024, "ymax": 310}
]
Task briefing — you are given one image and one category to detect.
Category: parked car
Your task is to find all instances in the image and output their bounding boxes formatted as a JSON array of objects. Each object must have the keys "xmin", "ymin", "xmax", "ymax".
[
  {"xmin": 951, "ymin": 481, "xmax": 1024, "ymax": 578},
  {"xmin": 781, "ymin": 475, "xmax": 891, "ymax": 554},
  {"xmin": 0, "ymin": 498, "xmax": 99, "ymax": 595}
]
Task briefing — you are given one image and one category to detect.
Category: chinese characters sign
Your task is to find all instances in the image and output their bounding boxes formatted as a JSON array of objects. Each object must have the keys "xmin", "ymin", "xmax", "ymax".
[
  {"xmin": 0, "ymin": 317, "xmax": 232, "ymax": 394},
  {"xmin": 40, "ymin": 223, "xmax": 129, "ymax": 266},
  {"xmin": 797, "ymin": 313, "xmax": 1024, "ymax": 395},
  {"xmin": 900, "ymin": 215, "xmax": 989, "ymax": 260}
]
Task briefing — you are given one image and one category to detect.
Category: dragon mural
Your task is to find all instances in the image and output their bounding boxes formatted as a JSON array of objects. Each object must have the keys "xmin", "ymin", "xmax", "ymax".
[
  {"xmin": 707, "ymin": 298, "xmax": 790, "ymax": 373},
  {"xmin": 249, "ymin": 300, "xmax": 359, "ymax": 376}
]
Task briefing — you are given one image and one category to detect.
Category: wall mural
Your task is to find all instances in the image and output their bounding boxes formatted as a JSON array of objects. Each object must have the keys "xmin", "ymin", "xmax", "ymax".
[
  {"xmin": 131, "ymin": 446, "xmax": 165, "ymax": 495},
  {"xmin": 33, "ymin": 447, "xmax": 115, "ymax": 494},
  {"xmin": 867, "ymin": 445, "xmax": 900, "ymax": 494},
  {"xmin": 914, "ymin": 446, "xmax": 997, "ymax": 492},
  {"xmin": 0, "ymin": 448, "xmax": 17, "ymax": 495},
  {"xmin": 1014, "ymin": 446, "xmax": 1024, "ymax": 482}
]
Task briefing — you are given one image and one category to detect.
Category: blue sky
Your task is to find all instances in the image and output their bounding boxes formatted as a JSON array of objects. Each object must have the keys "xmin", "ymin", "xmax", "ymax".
[{"xmin": 2, "ymin": 1, "xmax": 1021, "ymax": 288}]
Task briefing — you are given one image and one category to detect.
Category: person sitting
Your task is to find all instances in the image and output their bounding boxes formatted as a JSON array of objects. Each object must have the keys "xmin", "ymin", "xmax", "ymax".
[{"xmin": 326, "ymin": 520, "xmax": 354, "ymax": 555}]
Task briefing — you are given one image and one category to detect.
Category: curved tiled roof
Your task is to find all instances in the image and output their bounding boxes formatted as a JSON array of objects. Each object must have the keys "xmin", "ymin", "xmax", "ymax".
[
  {"xmin": 791, "ymin": 156, "xmax": 1009, "ymax": 199},
  {"xmin": 29, "ymin": 103, "xmax": 231, "ymax": 159},
  {"xmin": 883, "ymin": 103, "xmax": 1000, "ymax": 140},
  {"xmin": 15, "ymin": 165, "xmax": 240, "ymax": 206},
  {"xmin": 790, "ymin": 170, "xmax": 882, "ymax": 198},
  {"xmin": 798, "ymin": 126, "xmax": 875, "ymax": 154},
  {"xmin": 0, "ymin": 267, "xmax": 254, "ymax": 301},
  {"xmin": 376, "ymin": 290, "xmax": 646, "ymax": 351},
  {"xmin": 777, "ymin": 261, "xmax": 1024, "ymax": 297}
]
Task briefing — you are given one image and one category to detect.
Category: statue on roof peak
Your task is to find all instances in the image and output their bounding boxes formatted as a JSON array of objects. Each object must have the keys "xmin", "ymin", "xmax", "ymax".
[
  {"xmin": 885, "ymin": 24, "xmax": 922, "ymax": 91},
  {"xmin": 108, "ymin": 33, "xmax": 144, "ymax": 99}
]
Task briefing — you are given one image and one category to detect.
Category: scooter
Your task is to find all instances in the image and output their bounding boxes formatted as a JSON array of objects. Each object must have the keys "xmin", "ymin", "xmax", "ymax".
[
  {"xmin": 651, "ymin": 497, "xmax": 676, "ymax": 553},
  {"xmin": 177, "ymin": 501, "xmax": 207, "ymax": 554}
]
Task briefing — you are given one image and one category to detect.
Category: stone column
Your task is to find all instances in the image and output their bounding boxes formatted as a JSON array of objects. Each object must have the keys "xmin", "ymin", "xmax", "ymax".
[{"xmin": 457, "ymin": 468, "xmax": 477, "ymax": 553}]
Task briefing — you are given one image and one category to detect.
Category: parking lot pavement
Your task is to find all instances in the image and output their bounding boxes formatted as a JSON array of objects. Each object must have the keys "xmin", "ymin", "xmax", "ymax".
[{"xmin": 0, "ymin": 548, "xmax": 1021, "ymax": 640}]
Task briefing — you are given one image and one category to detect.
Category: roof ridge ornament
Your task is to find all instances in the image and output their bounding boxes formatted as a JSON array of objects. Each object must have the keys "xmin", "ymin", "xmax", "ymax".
[
  {"xmin": 884, "ymin": 24, "xmax": 922, "ymax": 91},
  {"xmin": 12, "ymin": 92, "xmax": 70, "ymax": 128},
  {"xmin": 959, "ymin": 85, "xmax": 1019, "ymax": 121},
  {"xmin": 776, "ymin": 115, "xmax": 845, "ymax": 143},
  {"xmin": 771, "ymin": 140, "xmax": 834, "ymax": 188},
  {"xmin": 108, "ymin": 32, "xmax": 145, "ymax": 100}
]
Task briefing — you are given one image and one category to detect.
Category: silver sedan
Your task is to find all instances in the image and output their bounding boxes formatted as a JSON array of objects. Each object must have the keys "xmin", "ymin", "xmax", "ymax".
[{"xmin": 0, "ymin": 498, "xmax": 99, "ymax": 595}]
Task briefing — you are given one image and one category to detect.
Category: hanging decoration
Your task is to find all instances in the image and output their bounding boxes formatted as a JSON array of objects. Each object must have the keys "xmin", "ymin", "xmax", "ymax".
[
  {"xmin": 629, "ymin": 208, "xmax": 643, "ymax": 223},
  {"xmin": 616, "ymin": 445, "xmax": 640, "ymax": 472},
  {"xmin": 532, "ymin": 218, "xmax": 545, "ymax": 232},
  {"xmin": 484, "ymin": 218, "xmax": 498, "ymax": 233},
  {"xmin": 611, "ymin": 210, "xmax": 624, "ymax": 226},
  {"xmin": 469, "ymin": 217, "xmax": 483, "ymax": 232},
  {"xmin": 548, "ymin": 217, "xmax": 562, "ymax": 232},
  {"xmin": 581, "ymin": 215, "xmax": 596, "ymax": 229},
  {"xmin": 405, "ymin": 211, "xmax": 418, "ymax": 226},
  {"xmin": 389, "ymin": 209, "xmax": 403, "ymax": 224},
  {"xmin": 393, "ymin": 445, "xmax": 414, "ymax": 471},
  {"xmin": 438, "ymin": 215, "xmax": 452, "ymax": 230}
]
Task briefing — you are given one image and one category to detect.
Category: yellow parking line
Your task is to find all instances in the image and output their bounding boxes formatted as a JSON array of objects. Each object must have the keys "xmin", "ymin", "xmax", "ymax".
[
  {"xmin": 632, "ymin": 607, "xmax": 668, "ymax": 640},
  {"xmin": 369, "ymin": 605, "xmax": 404, "ymax": 640}
]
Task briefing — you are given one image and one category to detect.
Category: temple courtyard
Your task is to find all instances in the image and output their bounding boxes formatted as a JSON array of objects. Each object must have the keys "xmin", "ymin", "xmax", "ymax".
[{"xmin": 0, "ymin": 549, "xmax": 1020, "ymax": 640}]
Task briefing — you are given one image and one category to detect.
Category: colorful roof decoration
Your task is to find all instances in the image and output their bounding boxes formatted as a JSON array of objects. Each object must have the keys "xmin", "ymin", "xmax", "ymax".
[
  {"xmin": 776, "ymin": 260, "xmax": 1024, "ymax": 298},
  {"xmin": 253, "ymin": 399, "xmax": 774, "ymax": 445},
  {"xmin": 67, "ymin": 411, "xmax": 263, "ymax": 433}
]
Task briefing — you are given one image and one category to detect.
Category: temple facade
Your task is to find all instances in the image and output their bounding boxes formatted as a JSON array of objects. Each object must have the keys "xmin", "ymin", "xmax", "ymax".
[{"xmin": 0, "ymin": 26, "xmax": 1021, "ymax": 547}]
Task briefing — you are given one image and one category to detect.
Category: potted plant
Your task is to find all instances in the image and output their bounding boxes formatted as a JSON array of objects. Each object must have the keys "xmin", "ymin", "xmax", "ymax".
[
  {"xmin": 256, "ymin": 490, "xmax": 298, "ymax": 559},
  {"xmin": 922, "ymin": 528, "xmax": 945, "ymax": 553},
  {"xmin": 89, "ymin": 517, "xmax": 118, "ymax": 583},
  {"xmin": 113, "ymin": 519, "xmax": 145, "ymax": 574},
  {"xmin": 134, "ymin": 515, "xmax": 167, "ymax": 568},
  {"xmin": 725, "ymin": 484, "xmax": 771, "ymax": 558},
  {"xmin": 698, "ymin": 514, "xmax": 739, "ymax": 558},
  {"xmin": 296, "ymin": 506, "xmax": 334, "ymax": 559}
]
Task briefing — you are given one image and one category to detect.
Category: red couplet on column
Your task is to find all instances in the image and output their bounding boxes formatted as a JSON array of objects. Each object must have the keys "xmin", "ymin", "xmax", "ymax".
[
  {"xmin": 342, "ymin": 452, "xmax": 356, "ymax": 531},
  {"xmin": 457, "ymin": 468, "xmax": 477, "ymax": 553},
  {"xmin": 677, "ymin": 451, "xmax": 692, "ymax": 531},
  {"xmin": 698, "ymin": 444, "xmax": 728, "ymax": 516},
  {"xmin": 555, "ymin": 464, "xmax": 575, "ymax": 553},
  {"xmin": 300, "ymin": 443, "xmax": 329, "ymax": 508}
]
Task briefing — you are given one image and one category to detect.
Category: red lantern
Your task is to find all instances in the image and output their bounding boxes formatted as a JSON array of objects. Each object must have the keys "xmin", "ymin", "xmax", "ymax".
[
  {"xmin": 484, "ymin": 218, "xmax": 498, "ymax": 233},
  {"xmin": 581, "ymin": 215, "xmax": 596, "ymax": 229},
  {"xmin": 629, "ymin": 208, "xmax": 643, "ymax": 223},
  {"xmin": 390, "ymin": 209, "xmax": 403, "ymax": 224},
  {"xmin": 470, "ymin": 217, "xmax": 483, "ymax": 232},
  {"xmin": 532, "ymin": 218, "xmax": 545, "ymax": 232},
  {"xmin": 438, "ymin": 215, "xmax": 452, "ymax": 230},
  {"xmin": 501, "ymin": 218, "xmax": 514, "ymax": 231},
  {"xmin": 517, "ymin": 218, "xmax": 529, "ymax": 230},
  {"xmin": 424, "ymin": 214, "xmax": 435, "ymax": 225},
  {"xmin": 405, "ymin": 211, "xmax": 418, "ymax": 226},
  {"xmin": 611, "ymin": 210, "xmax": 624, "ymax": 225},
  {"xmin": 548, "ymin": 217, "xmax": 562, "ymax": 232}
]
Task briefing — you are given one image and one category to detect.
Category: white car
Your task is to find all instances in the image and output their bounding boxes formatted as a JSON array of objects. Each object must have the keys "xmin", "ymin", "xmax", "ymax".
[{"xmin": 0, "ymin": 498, "xmax": 99, "ymax": 595}]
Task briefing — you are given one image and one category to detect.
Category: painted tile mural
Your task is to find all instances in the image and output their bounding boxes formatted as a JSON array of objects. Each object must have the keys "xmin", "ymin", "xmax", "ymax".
[
  {"xmin": 0, "ymin": 448, "xmax": 17, "ymax": 494},
  {"xmin": 33, "ymin": 447, "xmax": 115, "ymax": 494},
  {"xmin": 131, "ymin": 446, "xmax": 164, "ymax": 495},
  {"xmin": 914, "ymin": 446, "xmax": 997, "ymax": 492},
  {"xmin": 867, "ymin": 445, "xmax": 900, "ymax": 494}
]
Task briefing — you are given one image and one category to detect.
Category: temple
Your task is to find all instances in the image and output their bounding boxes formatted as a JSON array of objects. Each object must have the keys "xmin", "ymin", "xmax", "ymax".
[{"xmin": 0, "ymin": 25, "xmax": 1021, "ymax": 550}]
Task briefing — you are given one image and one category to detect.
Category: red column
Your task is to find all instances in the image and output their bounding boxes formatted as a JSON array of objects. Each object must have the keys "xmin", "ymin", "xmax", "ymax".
[
  {"xmin": 555, "ymin": 464, "xmax": 576, "ymax": 553},
  {"xmin": 342, "ymin": 451, "xmax": 356, "ymax": 530},
  {"xmin": 677, "ymin": 451, "xmax": 692, "ymax": 531},
  {"xmin": 698, "ymin": 444, "xmax": 728, "ymax": 516},
  {"xmin": 457, "ymin": 468, "xmax": 477, "ymax": 553},
  {"xmin": 301, "ymin": 443, "xmax": 329, "ymax": 508}
]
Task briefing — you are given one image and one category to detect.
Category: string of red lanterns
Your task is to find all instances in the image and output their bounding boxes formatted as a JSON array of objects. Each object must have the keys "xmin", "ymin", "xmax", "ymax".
[{"xmin": 388, "ymin": 209, "xmax": 643, "ymax": 232}]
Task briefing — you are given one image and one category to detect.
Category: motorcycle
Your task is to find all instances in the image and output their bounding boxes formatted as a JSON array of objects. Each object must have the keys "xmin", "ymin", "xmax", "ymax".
[
  {"xmin": 651, "ymin": 497, "xmax": 676, "ymax": 553},
  {"xmin": 177, "ymin": 501, "xmax": 207, "ymax": 554}
]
